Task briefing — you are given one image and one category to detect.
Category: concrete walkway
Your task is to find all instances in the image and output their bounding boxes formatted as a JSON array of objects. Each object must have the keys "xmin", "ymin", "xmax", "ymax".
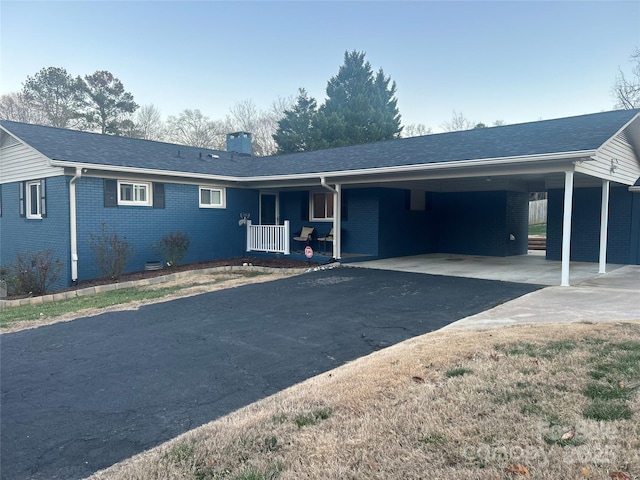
[
  {"xmin": 356, "ymin": 254, "xmax": 640, "ymax": 330},
  {"xmin": 444, "ymin": 265, "xmax": 639, "ymax": 329}
]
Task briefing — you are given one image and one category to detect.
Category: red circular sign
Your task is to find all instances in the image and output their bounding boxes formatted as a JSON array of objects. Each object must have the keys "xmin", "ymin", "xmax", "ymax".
[{"xmin": 304, "ymin": 246, "xmax": 313, "ymax": 258}]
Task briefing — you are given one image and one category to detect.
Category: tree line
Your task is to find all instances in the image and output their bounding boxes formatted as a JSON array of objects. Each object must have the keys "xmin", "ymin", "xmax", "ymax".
[
  {"xmin": 2, "ymin": 68, "xmax": 138, "ymax": 135},
  {"xmin": 0, "ymin": 66, "xmax": 290, "ymax": 156},
  {"xmin": 2, "ymin": 48, "xmax": 638, "ymax": 156}
]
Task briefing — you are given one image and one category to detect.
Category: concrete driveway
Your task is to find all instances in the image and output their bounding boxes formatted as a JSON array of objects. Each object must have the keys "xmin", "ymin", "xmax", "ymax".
[
  {"xmin": 0, "ymin": 268, "xmax": 539, "ymax": 479},
  {"xmin": 356, "ymin": 252, "xmax": 626, "ymax": 286}
]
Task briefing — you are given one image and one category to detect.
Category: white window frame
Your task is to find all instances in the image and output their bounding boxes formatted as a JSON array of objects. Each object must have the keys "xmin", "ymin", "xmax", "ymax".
[
  {"xmin": 310, "ymin": 191, "xmax": 334, "ymax": 221},
  {"xmin": 118, "ymin": 180, "xmax": 152, "ymax": 206},
  {"xmin": 199, "ymin": 186, "xmax": 226, "ymax": 209},
  {"xmin": 26, "ymin": 180, "xmax": 42, "ymax": 219}
]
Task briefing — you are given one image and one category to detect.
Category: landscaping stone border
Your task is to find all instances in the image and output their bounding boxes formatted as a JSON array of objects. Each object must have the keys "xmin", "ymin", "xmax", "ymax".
[{"xmin": 0, "ymin": 265, "xmax": 316, "ymax": 308}]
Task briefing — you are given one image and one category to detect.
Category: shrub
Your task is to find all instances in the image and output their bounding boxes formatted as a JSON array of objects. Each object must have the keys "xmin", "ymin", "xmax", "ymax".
[
  {"xmin": 7, "ymin": 250, "xmax": 64, "ymax": 296},
  {"xmin": 152, "ymin": 231, "xmax": 190, "ymax": 268},
  {"xmin": 90, "ymin": 223, "xmax": 133, "ymax": 280}
]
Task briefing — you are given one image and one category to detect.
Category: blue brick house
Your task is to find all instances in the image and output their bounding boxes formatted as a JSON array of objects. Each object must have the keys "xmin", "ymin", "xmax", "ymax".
[{"xmin": 1, "ymin": 108, "xmax": 639, "ymax": 289}]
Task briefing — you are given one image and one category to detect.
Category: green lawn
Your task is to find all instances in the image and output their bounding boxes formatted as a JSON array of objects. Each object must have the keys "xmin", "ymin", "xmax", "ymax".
[
  {"xmin": 528, "ymin": 223, "xmax": 547, "ymax": 236},
  {"xmin": 0, "ymin": 271, "xmax": 271, "ymax": 329},
  {"xmin": 0, "ymin": 286, "xmax": 183, "ymax": 327}
]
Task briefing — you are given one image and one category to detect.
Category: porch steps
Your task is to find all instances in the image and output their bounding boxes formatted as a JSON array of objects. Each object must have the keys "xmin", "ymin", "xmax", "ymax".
[{"xmin": 528, "ymin": 236, "xmax": 547, "ymax": 250}]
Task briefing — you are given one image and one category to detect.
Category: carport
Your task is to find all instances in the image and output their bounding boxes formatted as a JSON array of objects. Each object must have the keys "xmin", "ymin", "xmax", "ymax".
[{"xmin": 243, "ymin": 110, "xmax": 640, "ymax": 286}]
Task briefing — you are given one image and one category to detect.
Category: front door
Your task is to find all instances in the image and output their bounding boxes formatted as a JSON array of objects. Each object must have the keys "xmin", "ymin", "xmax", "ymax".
[{"xmin": 260, "ymin": 193, "xmax": 277, "ymax": 225}]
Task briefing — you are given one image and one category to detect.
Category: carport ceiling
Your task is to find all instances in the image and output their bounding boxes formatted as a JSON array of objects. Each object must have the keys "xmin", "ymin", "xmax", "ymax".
[{"xmin": 376, "ymin": 171, "xmax": 615, "ymax": 193}]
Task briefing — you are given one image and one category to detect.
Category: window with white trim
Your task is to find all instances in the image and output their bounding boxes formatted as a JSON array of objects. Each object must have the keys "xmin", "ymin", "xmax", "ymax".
[
  {"xmin": 26, "ymin": 180, "xmax": 42, "ymax": 218},
  {"xmin": 310, "ymin": 192, "xmax": 334, "ymax": 221},
  {"xmin": 199, "ymin": 186, "xmax": 225, "ymax": 208},
  {"xmin": 118, "ymin": 181, "xmax": 152, "ymax": 206}
]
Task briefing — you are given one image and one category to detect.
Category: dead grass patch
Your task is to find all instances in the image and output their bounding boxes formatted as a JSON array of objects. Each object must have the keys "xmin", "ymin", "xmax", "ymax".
[{"xmin": 90, "ymin": 321, "xmax": 640, "ymax": 480}]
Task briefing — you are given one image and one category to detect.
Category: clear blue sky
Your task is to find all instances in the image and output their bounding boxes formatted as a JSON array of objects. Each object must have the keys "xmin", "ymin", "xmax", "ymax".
[{"xmin": 1, "ymin": 1, "xmax": 639, "ymax": 132}]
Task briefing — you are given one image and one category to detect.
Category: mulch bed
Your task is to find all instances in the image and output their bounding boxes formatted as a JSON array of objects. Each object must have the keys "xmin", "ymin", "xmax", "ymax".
[
  {"xmin": 5, "ymin": 257, "xmax": 325, "ymax": 301},
  {"xmin": 69, "ymin": 257, "xmax": 324, "ymax": 289}
]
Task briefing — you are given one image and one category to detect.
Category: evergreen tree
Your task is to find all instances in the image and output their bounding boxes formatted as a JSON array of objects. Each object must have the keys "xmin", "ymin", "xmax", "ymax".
[
  {"xmin": 273, "ymin": 88, "xmax": 318, "ymax": 154},
  {"xmin": 315, "ymin": 50, "xmax": 402, "ymax": 148},
  {"xmin": 83, "ymin": 70, "xmax": 138, "ymax": 134},
  {"xmin": 21, "ymin": 67, "xmax": 86, "ymax": 128},
  {"xmin": 273, "ymin": 51, "xmax": 402, "ymax": 153}
]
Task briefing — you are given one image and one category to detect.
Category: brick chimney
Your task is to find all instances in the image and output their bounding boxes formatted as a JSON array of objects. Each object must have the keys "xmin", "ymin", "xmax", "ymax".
[{"xmin": 226, "ymin": 132, "xmax": 252, "ymax": 156}]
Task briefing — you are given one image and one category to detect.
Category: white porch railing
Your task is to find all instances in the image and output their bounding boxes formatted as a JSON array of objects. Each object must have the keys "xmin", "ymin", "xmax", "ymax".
[{"xmin": 246, "ymin": 220, "xmax": 290, "ymax": 254}]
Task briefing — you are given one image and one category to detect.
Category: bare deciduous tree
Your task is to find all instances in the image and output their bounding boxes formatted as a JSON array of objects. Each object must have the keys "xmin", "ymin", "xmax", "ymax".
[
  {"xmin": 166, "ymin": 109, "xmax": 226, "ymax": 149},
  {"xmin": 613, "ymin": 48, "xmax": 640, "ymax": 109},
  {"xmin": 440, "ymin": 110, "xmax": 475, "ymax": 132},
  {"xmin": 401, "ymin": 123, "xmax": 432, "ymax": 138},
  {"xmin": 0, "ymin": 92, "xmax": 45, "ymax": 124},
  {"xmin": 133, "ymin": 104, "xmax": 166, "ymax": 141},
  {"xmin": 226, "ymin": 97, "xmax": 293, "ymax": 156}
]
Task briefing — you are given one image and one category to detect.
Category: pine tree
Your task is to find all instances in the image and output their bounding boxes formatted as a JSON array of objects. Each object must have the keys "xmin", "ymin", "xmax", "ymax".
[
  {"xmin": 273, "ymin": 51, "xmax": 403, "ymax": 153},
  {"xmin": 315, "ymin": 51, "xmax": 402, "ymax": 148},
  {"xmin": 273, "ymin": 88, "xmax": 319, "ymax": 154},
  {"xmin": 21, "ymin": 67, "xmax": 86, "ymax": 129},
  {"xmin": 83, "ymin": 71, "xmax": 138, "ymax": 135}
]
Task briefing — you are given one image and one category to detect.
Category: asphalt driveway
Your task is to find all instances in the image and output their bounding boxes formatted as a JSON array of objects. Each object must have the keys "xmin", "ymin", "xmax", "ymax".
[{"xmin": 0, "ymin": 267, "xmax": 540, "ymax": 479}]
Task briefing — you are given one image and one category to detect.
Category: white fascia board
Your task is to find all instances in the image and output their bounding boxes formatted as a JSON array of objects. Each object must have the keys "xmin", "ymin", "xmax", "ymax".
[
  {"xmin": 49, "ymin": 160, "xmax": 240, "ymax": 184},
  {"xmin": 50, "ymin": 150, "xmax": 594, "ymax": 187},
  {"xmin": 239, "ymin": 150, "xmax": 595, "ymax": 185}
]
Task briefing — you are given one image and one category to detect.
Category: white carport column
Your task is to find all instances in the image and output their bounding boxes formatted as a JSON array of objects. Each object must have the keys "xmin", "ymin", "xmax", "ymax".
[
  {"xmin": 333, "ymin": 184, "xmax": 342, "ymax": 260},
  {"xmin": 598, "ymin": 180, "xmax": 610, "ymax": 274},
  {"xmin": 561, "ymin": 170, "xmax": 574, "ymax": 286}
]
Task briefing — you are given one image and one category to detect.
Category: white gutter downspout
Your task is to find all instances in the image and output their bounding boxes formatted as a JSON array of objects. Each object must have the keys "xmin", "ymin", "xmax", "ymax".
[
  {"xmin": 320, "ymin": 177, "xmax": 341, "ymax": 260},
  {"xmin": 69, "ymin": 167, "xmax": 82, "ymax": 284}
]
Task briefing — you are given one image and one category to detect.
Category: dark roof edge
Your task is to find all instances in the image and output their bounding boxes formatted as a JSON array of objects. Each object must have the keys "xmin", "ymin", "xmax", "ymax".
[
  {"xmin": 0, "ymin": 120, "xmax": 229, "ymax": 156},
  {"xmin": 260, "ymin": 108, "xmax": 640, "ymax": 161}
]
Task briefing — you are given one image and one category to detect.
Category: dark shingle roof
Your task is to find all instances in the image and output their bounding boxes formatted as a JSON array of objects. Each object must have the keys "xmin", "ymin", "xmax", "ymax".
[
  {"xmin": 0, "ymin": 121, "xmax": 251, "ymax": 177},
  {"xmin": 2, "ymin": 109, "xmax": 638, "ymax": 179}
]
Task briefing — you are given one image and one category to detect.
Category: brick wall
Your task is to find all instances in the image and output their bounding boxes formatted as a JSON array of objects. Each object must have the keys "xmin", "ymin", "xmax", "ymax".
[
  {"xmin": 0, "ymin": 176, "xmax": 71, "ymax": 291},
  {"xmin": 506, "ymin": 191, "xmax": 530, "ymax": 255},
  {"xmin": 377, "ymin": 188, "xmax": 435, "ymax": 257},
  {"xmin": 607, "ymin": 186, "xmax": 632, "ymax": 264},
  {"xmin": 432, "ymin": 191, "xmax": 525, "ymax": 257},
  {"xmin": 75, "ymin": 177, "xmax": 259, "ymax": 282},
  {"xmin": 546, "ymin": 189, "xmax": 562, "ymax": 261},
  {"xmin": 280, "ymin": 189, "xmax": 379, "ymax": 256},
  {"xmin": 631, "ymin": 192, "xmax": 640, "ymax": 264},
  {"xmin": 547, "ymin": 186, "xmax": 635, "ymax": 264},
  {"xmin": 281, "ymin": 188, "xmax": 529, "ymax": 259},
  {"xmin": 342, "ymin": 189, "xmax": 379, "ymax": 256}
]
